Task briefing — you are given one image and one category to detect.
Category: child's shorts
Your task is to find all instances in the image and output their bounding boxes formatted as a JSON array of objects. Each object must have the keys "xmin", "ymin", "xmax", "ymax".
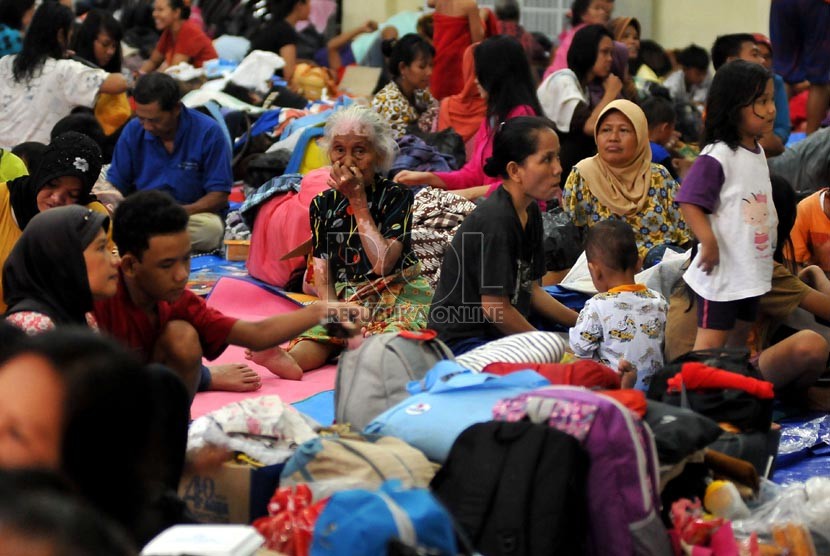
[{"xmin": 696, "ymin": 295, "xmax": 760, "ymax": 330}]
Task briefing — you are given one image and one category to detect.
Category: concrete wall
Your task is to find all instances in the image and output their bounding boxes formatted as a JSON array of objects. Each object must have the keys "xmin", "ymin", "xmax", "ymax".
[
  {"xmin": 343, "ymin": 0, "xmax": 425, "ymax": 31},
  {"xmin": 613, "ymin": 0, "xmax": 653, "ymax": 40},
  {"xmin": 652, "ymin": 0, "xmax": 771, "ymax": 50}
]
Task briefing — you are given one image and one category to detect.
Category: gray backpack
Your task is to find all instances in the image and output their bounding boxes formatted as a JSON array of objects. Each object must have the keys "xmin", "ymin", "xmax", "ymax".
[{"xmin": 335, "ymin": 331, "xmax": 454, "ymax": 430}]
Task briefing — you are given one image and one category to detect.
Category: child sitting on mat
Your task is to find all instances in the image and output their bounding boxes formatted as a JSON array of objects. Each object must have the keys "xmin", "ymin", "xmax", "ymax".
[{"xmin": 569, "ymin": 220, "xmax": 668, "ymax": 390}]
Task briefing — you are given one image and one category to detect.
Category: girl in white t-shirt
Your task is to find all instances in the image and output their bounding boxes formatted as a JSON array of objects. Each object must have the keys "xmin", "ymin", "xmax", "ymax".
[
  {"xmin": 676, "ymin": 60, "xmax": 778, "ymax": 351},
  {"xmin": 0, "ymin": 2, "xmax": 127, "ymax": 147}
]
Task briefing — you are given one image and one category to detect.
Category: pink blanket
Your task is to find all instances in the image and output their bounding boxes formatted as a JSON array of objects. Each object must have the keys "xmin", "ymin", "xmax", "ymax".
[{"xmin": 190, "ymin": 277, "xmax": 336, "ymax": 419}]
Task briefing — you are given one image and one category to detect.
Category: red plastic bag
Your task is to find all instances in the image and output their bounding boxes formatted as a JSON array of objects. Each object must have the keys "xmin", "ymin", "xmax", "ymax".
[
  {"xmin": 252, "ymin": 484, "xmax": 328, "ymax": 555},
  {"xmin": 670, "ymin": 498, "xmax": 744, "ymax": 556}
]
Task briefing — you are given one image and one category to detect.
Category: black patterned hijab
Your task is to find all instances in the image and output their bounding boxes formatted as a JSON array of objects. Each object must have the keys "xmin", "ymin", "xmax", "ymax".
[
  {"xmin": 7, "ymin": 132, "xmax": 102, "ymax": 230},
  {"xmin": 4, "ymin": 205, "xmax": 109, "ymax": 325}
]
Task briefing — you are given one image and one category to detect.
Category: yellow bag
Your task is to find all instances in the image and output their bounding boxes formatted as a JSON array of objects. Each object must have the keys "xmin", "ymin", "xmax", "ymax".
[
  {"xmin": 290, "ymin": 62, "xmax": 337, "ymax": 101},
  {"xmin": 95, "ymin": 92, "xmax": 132, "ymax": 135}
]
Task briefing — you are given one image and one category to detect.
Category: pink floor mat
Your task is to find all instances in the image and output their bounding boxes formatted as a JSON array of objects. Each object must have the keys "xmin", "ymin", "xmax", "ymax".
[{"xmin": 190, "ymin": 277, "xmax": 335, "ymax": 419}]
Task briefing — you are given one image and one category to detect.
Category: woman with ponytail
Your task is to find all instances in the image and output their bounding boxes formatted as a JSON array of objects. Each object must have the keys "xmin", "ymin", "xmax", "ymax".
[
  {"xmin": 371, "ymin": 33, "xmax": 438, "ymax": 140},
  {"xmin": 139, "ymin": 0, "xmax": 217, "ymax": 73},
  {"xmin": 427, "ymin": 116, "xmax": 577, "ymax": 355},
  {"xmin": 395, "ymin": 35, "xmax": 541, "ymax": 199},
  {"xmin": 0, "ymin": 2, "xmax": 127, "ymax": 147}
]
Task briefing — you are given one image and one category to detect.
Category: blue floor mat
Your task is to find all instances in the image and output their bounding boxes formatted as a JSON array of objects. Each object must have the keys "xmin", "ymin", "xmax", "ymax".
[
  {"xmin": 772, "ymin": 413, "xmax": 830, "ymax": 484},
  {"xmin": 292, "ymin": 390, "xmax": 334, "ymax": 426},
  {"xmin": 188, "ymin": 254, "xmax": 302, "ymax": 307}
]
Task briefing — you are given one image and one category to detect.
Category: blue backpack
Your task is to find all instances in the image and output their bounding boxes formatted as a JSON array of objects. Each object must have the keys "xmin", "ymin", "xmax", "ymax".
[
  {"xmin": 364, "ymin": 361, "xmax": 550, "ymax": 462},
  {"xmin": 310, "ymin": 480, "xmax": 458, "ymax": 556}
]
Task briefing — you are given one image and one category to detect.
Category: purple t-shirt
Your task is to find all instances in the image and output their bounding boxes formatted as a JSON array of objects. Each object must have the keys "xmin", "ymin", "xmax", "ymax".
[{"xmin": 674, "ymin": 155, "xmax": 724, "ymax": 213}]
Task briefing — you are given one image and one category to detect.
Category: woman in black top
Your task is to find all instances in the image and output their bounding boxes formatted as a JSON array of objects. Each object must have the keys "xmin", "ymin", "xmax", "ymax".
[
  {"xmin": 250, "ymin": 0, "xmax": 310, "ymax": 82},
  {"xmin": 428, "ymin": 116, "xmax": 578, "ymax": 355}
]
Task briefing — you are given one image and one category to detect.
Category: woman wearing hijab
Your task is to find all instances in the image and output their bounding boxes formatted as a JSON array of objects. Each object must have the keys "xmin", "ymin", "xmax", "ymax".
[
  {"xmin": 607, "ymin": 16, "xmax": 640, "ymax": 75},
  {"xmin": 4, "ymin": 204, "xmax": 118, "ymax": 333},
  {"xmin": 0, "ymin": 132, "xmax": 105, "ymax": 312},
  {"xmin": 436, "ymin": 42, "xmax": 487, "ymax": 151},
  {"xmin": 563, "ymin": 99, "xmax": 691, "ymax": 260}
]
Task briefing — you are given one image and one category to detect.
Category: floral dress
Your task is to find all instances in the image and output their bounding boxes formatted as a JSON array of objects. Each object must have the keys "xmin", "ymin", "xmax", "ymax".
[
  {"xmin": 563, "ymin": 163, "xmax": 691, "ymax": 260},
  {"xmin": 371, "ymin": 81, "xmax": 439, "ymax": 140},
  {"xmin": 294, "ymin": 175, "xmax": 433, "ymax": 347}
]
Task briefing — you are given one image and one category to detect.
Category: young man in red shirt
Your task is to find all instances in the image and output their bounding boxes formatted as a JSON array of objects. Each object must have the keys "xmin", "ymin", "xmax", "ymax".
[{"xmin": 94, "ymin": 190, "xmax": 361, "ymax": 399}]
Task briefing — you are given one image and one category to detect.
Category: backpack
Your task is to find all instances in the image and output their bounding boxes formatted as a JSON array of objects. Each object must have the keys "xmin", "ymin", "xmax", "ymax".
[
  {"xmin": 647, "ymin": 349, "xmax": 774, "ymax": 433},
  {"xmin": 431, "ymin": 420, "xmax": 589, "ymax": 556},
  {"xmin": 311, "ymin": 480, "xmax": 457, "ymax": 556},
  {"xmin": 335, "ymin": 330, "xmax": 454, "ymax": 430},
  {"xmin": 279, "ymin": 432, "xmax": 436, "ymax": 490},
  {"xmin": 242, "ymin": 149, "xmax": 291, "ymax": 189},
  {"xmin": 364, "ymin": 362, "xmax": 550, "ymax": 463},
  {"xmin": 493, "ymin": 386, "xmax": 672, "ymax": 556}
]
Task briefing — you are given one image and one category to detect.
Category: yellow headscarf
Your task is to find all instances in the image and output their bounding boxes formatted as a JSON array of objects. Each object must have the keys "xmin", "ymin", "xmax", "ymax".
[{"xmin": 574, "ymin": 99, "xmax": 652, "ymax": 216}]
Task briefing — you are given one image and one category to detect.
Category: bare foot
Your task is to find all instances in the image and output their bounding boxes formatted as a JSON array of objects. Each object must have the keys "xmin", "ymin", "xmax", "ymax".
[
  {"xmin": 208, "ymin": 363, "xmax": 262, "ymax": 392},
  {"xmin": 244, "ymin": 346, "xmax": 304, "ymax": 380}
]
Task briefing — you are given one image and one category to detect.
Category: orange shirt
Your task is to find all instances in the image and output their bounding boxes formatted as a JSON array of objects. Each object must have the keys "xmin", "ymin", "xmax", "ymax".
[
  {"xmin": 157, "ymin": 20, "xmax": 217, "ymax": 68},
  {"xmin": 789, "ymin": 188, "xmax": 830, "ymax": 272}
]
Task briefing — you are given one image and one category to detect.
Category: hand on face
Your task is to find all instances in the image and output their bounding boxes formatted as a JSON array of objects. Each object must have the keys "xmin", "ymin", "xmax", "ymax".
[{"xmin": 327, "ymin": 161, "xmax": 366, "ymax": 199}]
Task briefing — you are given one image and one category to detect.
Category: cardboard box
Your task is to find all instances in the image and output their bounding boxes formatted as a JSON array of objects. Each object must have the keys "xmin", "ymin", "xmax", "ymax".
[
  {"xmin": 178, "ymin": 461, "xmax": 284, "ymax": 524},
  {"xmin": 224, "ymin": 240, "xmax": 251, "ymax": 262},
  {"xmin": 337, "ymin": 65, "xmax": 382, "ymax": 100}
]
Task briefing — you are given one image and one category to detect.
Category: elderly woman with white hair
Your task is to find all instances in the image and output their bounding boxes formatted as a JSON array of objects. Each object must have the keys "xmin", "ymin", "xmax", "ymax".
[{"xmin": 248, "ymin": 105, "xmax": 432, "ymax": 379}]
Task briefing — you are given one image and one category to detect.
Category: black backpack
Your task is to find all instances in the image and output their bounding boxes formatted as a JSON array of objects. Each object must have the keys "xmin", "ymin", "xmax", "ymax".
[
  {"xmin": 431, "ymin": 420, "xmax": 589, "ymax": 556},
  {"xmin": 647, "ymin": 349, "xmax": 773, "ymax": 433}
]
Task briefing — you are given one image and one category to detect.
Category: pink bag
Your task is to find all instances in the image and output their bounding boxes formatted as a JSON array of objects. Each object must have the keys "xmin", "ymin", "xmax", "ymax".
[{"xmin": 246, "ymin": 167, "xmax": 330, "ymax": 287}]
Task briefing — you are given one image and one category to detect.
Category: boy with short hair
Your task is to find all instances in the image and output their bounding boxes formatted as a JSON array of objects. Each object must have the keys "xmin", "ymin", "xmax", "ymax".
[
  {"xmin": 710, "ymin": 33, "xmax": 784, "ymax": 156},
  {"xmin": 663, "ymin": 44, "xmax": 710, "ymax": 109},
  {"xmin": 94, "ymin": 190, "xmax": 361, "ymax": 400},
  {"xmin": 569, "ymin": 220, "xmax": 668, "ymax": 390},
  {"xmin": 641, "ymin": 95, "xmax": 679, "ymax": 177},
  {"xmin": 789, "ymin": 187, "xmax": 830, "ymax": 273}
]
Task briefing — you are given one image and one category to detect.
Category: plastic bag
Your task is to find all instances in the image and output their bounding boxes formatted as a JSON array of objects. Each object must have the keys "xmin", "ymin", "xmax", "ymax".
[
  {"xmin": 542, "ymin": 206, "xmax": 583, "ymax": 271},
  {"xmin": 732, "ymin": 477, "xmax": 830, "ymax": 550},
  {"xmin": 187, "ymin": 395, "xmax": 319, "ymax": 465},
  {"xmin": 671, "ymin": 498, "xmax": 726, "ymax": 547},
  {"xmin": 778, "ymin": 415, "xmax": 830, "ymax": 455},
  {"xmin": 252, "ymin": 484, "xmax": 328, "ymax": 555}
]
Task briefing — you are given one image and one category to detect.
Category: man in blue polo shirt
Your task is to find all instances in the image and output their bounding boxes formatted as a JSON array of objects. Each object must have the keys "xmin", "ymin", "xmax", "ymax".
[{"xmin": 107, "ymin": 72, "xmax": 231, "ymax": 252}]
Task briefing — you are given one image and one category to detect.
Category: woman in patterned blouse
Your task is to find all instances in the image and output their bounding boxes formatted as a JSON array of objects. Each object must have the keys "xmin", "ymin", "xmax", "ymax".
[
  {"xmin": 563, "ymin": 99, "xmax": 691, "ymax": 261},
  {"xmin": 246, "ymin": 105, "xmax": 432, "ymax": 379},
  {"xmin": 371, "ymin": 33, "xmax": 438, "ymax": 140}
]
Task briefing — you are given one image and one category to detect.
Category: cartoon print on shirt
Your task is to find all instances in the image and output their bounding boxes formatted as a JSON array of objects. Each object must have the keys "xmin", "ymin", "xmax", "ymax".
[
  {"xmin": 608, "ymin": 314, "xmax": 636, "ymax": 342},
  {"xmin": 742, "ymin": 192, "xmax": 770, "ymax": 256}
]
